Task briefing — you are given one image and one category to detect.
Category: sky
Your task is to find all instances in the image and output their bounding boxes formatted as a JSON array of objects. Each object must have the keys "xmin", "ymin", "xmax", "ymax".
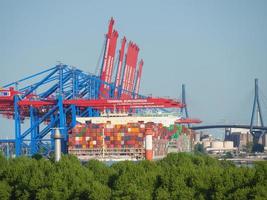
[{"xmin": 0, "ymin": 0, "xmax": 267, "ymax": 138}]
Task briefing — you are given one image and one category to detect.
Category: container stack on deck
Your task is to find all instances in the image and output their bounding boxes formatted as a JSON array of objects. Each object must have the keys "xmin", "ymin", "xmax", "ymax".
[
  {"xmin": 69, "ymin": 122, "xmax": 145, "ymax": 149},
  {"xmin": 68, "ymin": 120, "xmax": 195, "ymax": 161}
]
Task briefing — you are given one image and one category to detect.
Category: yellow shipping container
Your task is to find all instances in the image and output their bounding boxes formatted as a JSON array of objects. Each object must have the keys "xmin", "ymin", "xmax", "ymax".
[
  {"xmin": 115, "ymin": 124, "xmax": 121, "ymax": 129},
  {"xmin": 131, "ymin": 128, "xmax": 139, "ymax": 132},
  {"xmin": 114, "ymin": 136, "xmax": 121, "ymax": 141}
]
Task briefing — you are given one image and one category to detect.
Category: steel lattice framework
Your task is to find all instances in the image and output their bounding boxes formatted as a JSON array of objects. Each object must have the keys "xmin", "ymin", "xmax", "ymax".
[{"xmin": 0, "ymin": 64, "xmax": 184, "ymax": 156}]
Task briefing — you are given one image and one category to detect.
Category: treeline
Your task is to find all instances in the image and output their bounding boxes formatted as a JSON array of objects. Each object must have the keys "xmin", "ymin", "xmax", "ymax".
[{"xmin": 0, "ymin": 153, "xmax": 266, "ymax": 200}]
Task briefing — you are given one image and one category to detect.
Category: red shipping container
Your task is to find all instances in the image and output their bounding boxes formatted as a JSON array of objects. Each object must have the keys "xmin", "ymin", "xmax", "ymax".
[
  {"xmin": 105, "ymin": 132, "xmax": 111, "ymax": 136},
  {"xmin": 126, "ymin": 140, "xmax": 135, "ymax": 145}
]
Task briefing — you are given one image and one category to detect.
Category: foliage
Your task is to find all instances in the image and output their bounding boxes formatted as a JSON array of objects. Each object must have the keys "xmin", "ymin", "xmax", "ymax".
[
  {"xmin": 223, "ymin": 151, "xmax": 234, "ymax": 159},
  {"xmin": 31, "ymin": 153, "xmax": 43, "ymax": 160},
  {"xmin": 194, "ymin": 143, "xmax": 205, "ymax": 154},
  {"xmin": 0, "ymin": 153, "xmax": 266, "ymax": 199},
  {"xmin": 246, "ymin": 142, "xmax": 254, "ymax": 153}
]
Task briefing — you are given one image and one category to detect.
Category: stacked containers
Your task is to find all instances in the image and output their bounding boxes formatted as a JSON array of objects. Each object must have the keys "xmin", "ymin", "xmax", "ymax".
[
  {"xmin": 165, "ymin": 124, "xmax": 193, "ymax": 152},
  {"xmin": 69, "ymin": 122, "xmax": 147, "ymax": 149},
  {"xmin": 68, "ymin": 121, "xmax": 193, "ymax": 157},
  {"xmin": 159, "ymin": 124, "xmax": 183, "ymax": 140}
]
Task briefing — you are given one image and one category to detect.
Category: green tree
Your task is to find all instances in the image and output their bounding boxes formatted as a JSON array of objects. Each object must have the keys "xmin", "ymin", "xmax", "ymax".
[
  {"xmin": 0, "ymin": 151, "xmax": 266, "ymax": 200},
  {"xmin": 246, "ymin": 142, "xmax": 253, "ymax": 153},
  {"xmin": 85, "ymin": 159, "xmax": 115, "ymax": 185},
  {"xmin": 194, "ymin": 143, "xmax": 205, "ymax": 154},
  {"xmin": 0, "ymin": 181, "xmax": 11, "ymax": 200},
  {"xmin": 110, "ymin": 160, "xmax": 159, "ymax": 200},
  {"xmin": 78, "ymin": 181, "xmax": 111, "ymax": 200},
  {"xmin": 223, "ymin": 151, "xmax": 234, "ymax": 159},
  {"xmin": 32, "ymin": 153, "xmax": 43, "ymax": 160}
]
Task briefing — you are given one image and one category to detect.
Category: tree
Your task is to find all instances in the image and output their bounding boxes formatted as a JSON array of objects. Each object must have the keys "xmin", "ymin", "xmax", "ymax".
[
  {"xmin": 85, "ymin": 159, "xmax": 115, "ymax": 185},
  {"xmin": 0, "ymin": 152, "xmax": 266, "ymax": 200},
  {"xmin": 0, "ymin": 181, "xmax": 11, "ymax": 200},
  {"xmin": 78, "ymin": 181, "xmax": 111, "ymax": 200},
  {"xmin": 32, "ymin": 153, "xmax": 43, "ymax": 160},
  {"xmin": 194, "ymin": 143, "xmax": 205, "ymax": 154},
  {"xmin": 246, "ymin": 142, "xmax": 253, "ymax": 153},
  {"xmin": 223, "ymin": 152, "xmax": 234, "ymax": 159}
]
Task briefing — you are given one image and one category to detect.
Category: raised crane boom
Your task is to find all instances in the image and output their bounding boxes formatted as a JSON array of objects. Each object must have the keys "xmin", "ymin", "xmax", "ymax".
[
  {"xmin": 114, "ymin": 37, "xmax": 126, "ymax": 98},
  {"xmin": 128, "ymin": 44, "xmax": 139, "ymax": 94},
  {"xmin": 99, "ymin": 18, "xmax": 118, "ymax": 98},
  {"xmin": 121, "ymin": 42, "xmax": 139, "ymax": 98},
  {"xmin": 133, "ymin": 59, "xmax": 143, "ymax": 97}
]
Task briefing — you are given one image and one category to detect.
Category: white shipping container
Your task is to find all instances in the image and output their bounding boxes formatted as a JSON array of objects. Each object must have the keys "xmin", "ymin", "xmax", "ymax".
[
  {"xmin": 106, "ymin": 124, "xmax": 114, "ymax": 129},
  {"xmin": 140, "ymin": 124, "xmax": 145, "ymax": 129}
]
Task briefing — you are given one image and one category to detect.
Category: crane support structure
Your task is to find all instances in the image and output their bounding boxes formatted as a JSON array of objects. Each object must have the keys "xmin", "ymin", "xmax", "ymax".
[{"xmin": 0, "ymin": 64, "xmax": 184, "ymax": 156}]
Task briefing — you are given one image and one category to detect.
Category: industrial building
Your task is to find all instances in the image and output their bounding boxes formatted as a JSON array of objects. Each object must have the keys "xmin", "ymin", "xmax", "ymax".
[{"xmin": 225, "ymin": 128, "xmax": 253, "ymax": 148}]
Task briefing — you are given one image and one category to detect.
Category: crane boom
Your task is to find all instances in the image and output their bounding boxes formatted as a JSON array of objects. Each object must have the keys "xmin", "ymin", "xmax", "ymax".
[
  {"xmin": 134, "ymin": 59, "xmax": 143, "ymax": 97},
  {"xmin": 114, "ymin": 37, "xmax": 126, "ymax": 98},
  {"xmin": 121, "ymin": 42, "xmax": 139, "ymax": 98},
  {"xmin": 99, "ymin": 18, "xmax": 118, "ymax": 98}
]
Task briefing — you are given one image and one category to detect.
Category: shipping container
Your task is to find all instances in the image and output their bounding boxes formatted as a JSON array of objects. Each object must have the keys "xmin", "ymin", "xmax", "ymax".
[{"xmin": 68, "ymin": 121, "xmax": 193, "ymax": 160}]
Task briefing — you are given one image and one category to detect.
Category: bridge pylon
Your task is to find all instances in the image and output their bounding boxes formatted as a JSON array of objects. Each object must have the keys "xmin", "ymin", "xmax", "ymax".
[
  {"xmin": 180, "ymin": 84, "xmax": 190, "ymax": 126},
  {"xmin": 180, "ymin": 84, "xmax": 189, "ymax": 118},
  {"xmin": 250, "ymin": 78, "xmax": 265, "ymax": 144}
]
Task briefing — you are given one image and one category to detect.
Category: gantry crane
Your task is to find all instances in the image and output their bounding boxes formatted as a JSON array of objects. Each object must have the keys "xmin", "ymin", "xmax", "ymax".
[{"xmin": 0, "ymin": 18, "xmax": 186, "ymax": 157}]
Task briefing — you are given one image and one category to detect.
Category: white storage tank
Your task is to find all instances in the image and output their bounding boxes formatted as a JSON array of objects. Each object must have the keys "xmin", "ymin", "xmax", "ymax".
[
  {"xmin": 202, "ymin": 141, "xmax": 211, "ymax": 148},
  {"xmin": 211, "ymin": 141, "xmax": 224, "ymax": 149},
  {"xmin": 223, "ymin": 141, "xmax": 234, "ymax": 149}
]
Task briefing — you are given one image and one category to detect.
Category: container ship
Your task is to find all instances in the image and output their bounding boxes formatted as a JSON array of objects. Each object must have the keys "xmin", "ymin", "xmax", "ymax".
[{"xmin": 68, "ymin": 113, "xmax": 195, "ymax": 161}]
